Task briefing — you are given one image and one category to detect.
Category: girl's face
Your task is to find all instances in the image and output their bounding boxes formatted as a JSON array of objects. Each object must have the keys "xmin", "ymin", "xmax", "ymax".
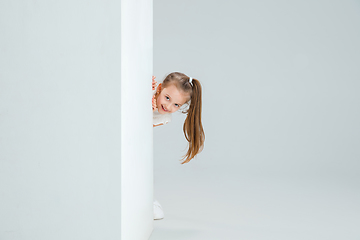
[{"xmin": 156, "ymin": 84, "xmax": 189, "ymax": 114}]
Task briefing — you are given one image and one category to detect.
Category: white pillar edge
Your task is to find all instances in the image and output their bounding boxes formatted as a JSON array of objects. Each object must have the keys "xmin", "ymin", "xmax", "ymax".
[{"xmin": 120, "ymin": 0, "xmax": 154, "ymax": 239}]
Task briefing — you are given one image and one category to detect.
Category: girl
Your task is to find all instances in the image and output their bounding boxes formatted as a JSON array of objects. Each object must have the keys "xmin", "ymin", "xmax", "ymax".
[{"xmin": 152, "ymin": 72, "xmax": 205, "ymax": 219}]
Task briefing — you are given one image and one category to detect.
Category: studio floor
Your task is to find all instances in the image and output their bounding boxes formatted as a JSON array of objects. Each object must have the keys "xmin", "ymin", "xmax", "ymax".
[{"xmin": 149, "ymin": 164, "xmax": 360, "ymax": 240}]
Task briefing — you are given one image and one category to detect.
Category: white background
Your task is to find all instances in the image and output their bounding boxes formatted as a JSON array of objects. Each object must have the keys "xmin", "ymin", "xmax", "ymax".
[{"xmin": 151, "ymin": 1, "xmax": 360, "ymax": 239}]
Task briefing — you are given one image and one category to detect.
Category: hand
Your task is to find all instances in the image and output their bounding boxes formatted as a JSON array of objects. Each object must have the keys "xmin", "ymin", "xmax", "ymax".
[
  {"xmin": 152, "ymin": 76, "xmax": 157, "ymax": 90},
  {"xmin": 152, "ymin": 95, "xmax": 158, "ymax": 112}
]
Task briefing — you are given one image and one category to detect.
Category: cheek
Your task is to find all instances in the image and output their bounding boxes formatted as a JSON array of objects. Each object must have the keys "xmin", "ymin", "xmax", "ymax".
[{"xmin": 156, "ymin": 96, "xmax": 162, "ymax": 106}]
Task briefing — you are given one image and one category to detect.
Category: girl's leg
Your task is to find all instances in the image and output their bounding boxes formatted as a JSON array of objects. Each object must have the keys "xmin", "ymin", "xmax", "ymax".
[{"xmin": 153, "ymin": 199, "xmax": 164, "ymax": 220}]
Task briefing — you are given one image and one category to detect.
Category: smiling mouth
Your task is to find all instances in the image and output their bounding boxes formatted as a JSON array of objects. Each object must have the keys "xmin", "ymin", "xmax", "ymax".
[{"xmin": 162, "ymin": 105, "xmax": 168, "ymax": 112}]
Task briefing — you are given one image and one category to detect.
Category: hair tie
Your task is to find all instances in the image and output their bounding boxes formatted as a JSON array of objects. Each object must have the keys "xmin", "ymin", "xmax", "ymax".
[{"xmin": 189, "ymin": 77, "xmax": 193, "ymax": 85}]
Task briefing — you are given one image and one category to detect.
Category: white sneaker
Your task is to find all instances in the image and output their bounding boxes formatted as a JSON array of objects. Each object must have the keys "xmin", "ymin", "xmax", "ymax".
[{"xmin": 153, "ymin": 200, "xmax": 164, "ymax": 220}]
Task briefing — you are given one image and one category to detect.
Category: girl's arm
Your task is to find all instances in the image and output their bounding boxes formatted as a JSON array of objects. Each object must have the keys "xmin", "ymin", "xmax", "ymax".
[
  {"xmin": 152, "ymin": 95, "xmax": 157, "ymax": 112},
  {"xmin": 152, "ymin": 76, "xmax": 157, "ymax": 90},
  {"xmin": 152, "ymin": 76, "xmax": 159, "ymax": 127},
  {"xmin": 152, "ymin": 76, "xmax": 158, "ymax": 112}
]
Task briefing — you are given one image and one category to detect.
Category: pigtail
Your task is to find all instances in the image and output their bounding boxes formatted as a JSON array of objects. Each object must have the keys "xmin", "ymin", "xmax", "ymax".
[{"xmin": 181, "ymin": 78, "xmax": 205, "ymax": 164}]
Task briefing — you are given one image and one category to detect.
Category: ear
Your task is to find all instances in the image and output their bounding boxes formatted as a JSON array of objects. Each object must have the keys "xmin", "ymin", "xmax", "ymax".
[{"xmin": 157, "ymin": 83, "xmax": 162, "ymax": 94}]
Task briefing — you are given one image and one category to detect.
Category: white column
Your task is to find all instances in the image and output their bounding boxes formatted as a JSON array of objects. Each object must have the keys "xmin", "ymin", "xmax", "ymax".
[
  {"xmin": 1, "ymin": 0, "xmax": 153, "ymax": 239},
  {"xmin": 121, "ymin": 0, "xmax": 154, "ymax": 239}
]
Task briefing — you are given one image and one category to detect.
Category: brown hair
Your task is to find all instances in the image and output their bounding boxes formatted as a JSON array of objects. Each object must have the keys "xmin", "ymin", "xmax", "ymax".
[{"xmin": 162, "ymin": 72, "xmax": 205, "ymax": 164}]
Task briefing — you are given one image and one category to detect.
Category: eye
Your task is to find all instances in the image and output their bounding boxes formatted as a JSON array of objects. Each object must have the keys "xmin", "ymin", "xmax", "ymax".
[
  {"xmin": 165, "ymin": 96, "xmax": 170, "ymax": 100},
  {"xmin": 175, "ymin": 104, "xmax": 179, "ymax": 107}
]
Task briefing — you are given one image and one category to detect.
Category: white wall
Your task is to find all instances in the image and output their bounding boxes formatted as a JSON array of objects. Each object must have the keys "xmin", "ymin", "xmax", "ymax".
[
  {"xmin": 0, "ymin": 1, "xmax": 123, "ymax": 239},
  {"xmin": 151, "ymin": 1, "xmax": 360, "ymax": 239},
  {"xmin": 121, "ymin": 0, "xmax": 154, "ymax": 240},
  {"xmin": 154, "ymin": 0, "xmax": 360, "ymax": 174}
]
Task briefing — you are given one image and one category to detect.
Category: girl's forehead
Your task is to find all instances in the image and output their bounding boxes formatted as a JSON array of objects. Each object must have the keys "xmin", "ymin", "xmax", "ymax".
[{"xmin": 162, "ymin": 85, "xmax": 190, "ymax": 103}]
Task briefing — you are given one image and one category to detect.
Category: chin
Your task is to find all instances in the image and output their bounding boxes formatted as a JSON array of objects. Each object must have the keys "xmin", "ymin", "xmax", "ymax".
[{"xmin": 158, "ymin": 109, "xmax": 167, "ymax": 114}]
